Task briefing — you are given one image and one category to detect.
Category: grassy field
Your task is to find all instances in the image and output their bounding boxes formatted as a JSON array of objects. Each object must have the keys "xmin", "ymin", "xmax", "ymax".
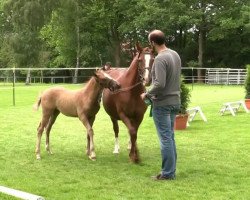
[{"xmin": 0, "ymin": 83, "xmax": 249, "ymax": 200}]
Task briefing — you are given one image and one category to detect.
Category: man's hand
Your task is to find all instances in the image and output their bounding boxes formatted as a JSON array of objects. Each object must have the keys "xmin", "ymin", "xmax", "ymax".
[{"xmin": 140, "ymin": 92, "xmax": 147, "ymax": 100}]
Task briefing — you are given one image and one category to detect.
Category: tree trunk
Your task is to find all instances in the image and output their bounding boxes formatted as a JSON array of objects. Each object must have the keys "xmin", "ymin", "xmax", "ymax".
[
  {"xmin": 73, "ymin": 5, "xmax": 80, "ymax": 84},
  {"xmin": 114, "ymin": 40, "xmax": 121, "ymax": 67},
  {"xmin": 25, "ymin": 68, "xmax": 31, "ymax": 85},
  {"xmin": 197, "ymin": 1, "xmax": 206, "ymax": 83},
  {"xmin": 197, "ymin": 30, "xmax": 204, "ymax": 83},
  {"xmin": 110, "ymin": 24, "xmax": 121, "ymax": 67}
]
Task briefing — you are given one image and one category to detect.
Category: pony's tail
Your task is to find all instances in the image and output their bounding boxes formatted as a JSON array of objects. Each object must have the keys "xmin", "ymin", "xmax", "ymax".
[{"xmin": 33, "ymin": 94, "xmax": 42, "ymax": 111}]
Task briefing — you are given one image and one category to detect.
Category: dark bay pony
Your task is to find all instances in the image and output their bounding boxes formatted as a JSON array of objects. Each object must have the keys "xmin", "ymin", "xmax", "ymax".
[
  {"xmin": 102, "ymin": 43, "xmax": 154, "ymax": 163},
  {"xmin": 34, "ymin": 69, "xmax": 120, "ymax": 160}
]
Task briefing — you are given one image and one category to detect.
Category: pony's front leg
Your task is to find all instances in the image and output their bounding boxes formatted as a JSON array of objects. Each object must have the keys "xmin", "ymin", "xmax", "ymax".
[
  {"xmin": 129, "ymin": 129, "xmax": 140, "ymax": 163},
  {"xmin": 113, "ymin": 137, "xmax": 120, "ymax": 154},
  {"xmin": 120, "ymin": 114, "xmax": 140, "ymax": 163},
  {"xmin": 86, "ymin": 134, "xmax": 90, "ymax": 156},
  {"xmin": 111, "ymin": 118, "xmax": 120, "ymax": 154}
]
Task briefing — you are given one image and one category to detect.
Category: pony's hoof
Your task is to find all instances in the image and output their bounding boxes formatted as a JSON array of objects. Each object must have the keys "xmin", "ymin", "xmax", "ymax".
[
  {"xmin": 113, "ymin": 148, "xmax": 120, "ymax": 154},
  {"xmin": 36, "ymin": 155, "xmax": 41, "ymax": 160},
  {"xmin": 129, "ymin": 155, "xmax": 140, "ymax": 164}
]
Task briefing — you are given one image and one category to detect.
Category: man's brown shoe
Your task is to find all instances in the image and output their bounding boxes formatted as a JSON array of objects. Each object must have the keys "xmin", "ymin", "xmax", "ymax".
[{"xmin": 151, "ymin": 174, "xmax": 175, "ymax": 181}]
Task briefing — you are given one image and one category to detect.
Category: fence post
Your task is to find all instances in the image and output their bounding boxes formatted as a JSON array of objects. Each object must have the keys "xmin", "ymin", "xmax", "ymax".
[
  {"xmin": 12, "ymin": 67, "xmax": 16, "ymax": 106},
  {"xmin": 191, "ymin": 68, "xmax": 194, "ymax": 90}
]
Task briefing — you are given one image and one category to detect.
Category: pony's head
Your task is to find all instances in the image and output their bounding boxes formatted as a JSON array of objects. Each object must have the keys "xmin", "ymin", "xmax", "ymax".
[{"xmin": 135, "ymin": 42, "xmax": 154, "ymax": 86}]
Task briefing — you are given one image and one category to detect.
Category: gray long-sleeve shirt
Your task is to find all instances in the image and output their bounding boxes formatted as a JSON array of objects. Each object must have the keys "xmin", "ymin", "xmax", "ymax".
[{"xmin": 146, "ymin": 48, "xmax": 181, "ymax": 107}]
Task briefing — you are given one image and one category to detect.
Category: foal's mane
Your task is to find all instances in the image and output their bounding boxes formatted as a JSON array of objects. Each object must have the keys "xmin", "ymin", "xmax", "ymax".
[{"xmin": 82, "ymin": 76, "xmax": 96, "ymax": 89}]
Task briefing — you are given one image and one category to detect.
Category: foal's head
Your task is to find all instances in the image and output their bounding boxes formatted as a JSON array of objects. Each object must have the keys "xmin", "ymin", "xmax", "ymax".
[
  {"xmin": 94, "ymin": 69, "xmax": 121, "ymax": 92},
  {"xmin": 135, "ymin": 43, "xmax": 154, "ymax": 86}
]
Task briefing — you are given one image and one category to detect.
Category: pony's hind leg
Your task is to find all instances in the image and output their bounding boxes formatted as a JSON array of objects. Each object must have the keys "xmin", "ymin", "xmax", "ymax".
[
  {"xmin": 45, "ymin": 110, "xmax": 60, "ymax": 155},
  {"xmin": 35, "ymin": 115, "xmax": 50, "ymax": 160},
  {"xmin": 111, "ymin": 118, "xmax": 120, "ymax": 154}
]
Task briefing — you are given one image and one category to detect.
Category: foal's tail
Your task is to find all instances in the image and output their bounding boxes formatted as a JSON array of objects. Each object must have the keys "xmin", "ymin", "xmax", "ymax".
[{"xmin": 33, "ymin": 94, "xmax": 42, "ymax": 111}]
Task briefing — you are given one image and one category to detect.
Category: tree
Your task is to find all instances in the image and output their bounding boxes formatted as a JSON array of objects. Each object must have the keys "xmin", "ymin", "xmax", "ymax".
[{"xmin": 2, "ymin": 0, "xmax": 59, "ymax": 83}]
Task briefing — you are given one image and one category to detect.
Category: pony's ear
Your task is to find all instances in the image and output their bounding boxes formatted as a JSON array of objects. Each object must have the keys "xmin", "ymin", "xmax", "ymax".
[{"xmin": 135, "ymin": 42, "xmax": 142, "ymax": 52}]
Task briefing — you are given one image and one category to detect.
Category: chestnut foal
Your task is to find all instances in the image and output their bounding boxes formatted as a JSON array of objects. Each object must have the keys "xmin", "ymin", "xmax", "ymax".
[{"xmin": 34, "ymin": 69, "xmax": 120, "ymax": 160}]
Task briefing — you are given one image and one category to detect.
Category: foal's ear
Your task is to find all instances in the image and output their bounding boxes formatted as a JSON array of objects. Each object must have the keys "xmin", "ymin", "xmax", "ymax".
[
  {"xmin": 135, "ymin": 42, "xmax": 143, "ymax": 53},
  {"xmin": 93, "ymin": 70, "xmax": 98, "ymax": 78}
]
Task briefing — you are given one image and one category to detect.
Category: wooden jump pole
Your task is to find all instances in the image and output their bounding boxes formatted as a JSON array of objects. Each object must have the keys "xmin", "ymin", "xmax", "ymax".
[{"xmin": 0, "ymin": 186, "xmax": 45, "ymax": 200}]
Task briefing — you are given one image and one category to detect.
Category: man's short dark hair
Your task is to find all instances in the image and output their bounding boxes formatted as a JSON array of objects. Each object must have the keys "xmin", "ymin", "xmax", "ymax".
[{"xmin": 148, "ymin": 30, "xmax": 166, "ymax": 45}]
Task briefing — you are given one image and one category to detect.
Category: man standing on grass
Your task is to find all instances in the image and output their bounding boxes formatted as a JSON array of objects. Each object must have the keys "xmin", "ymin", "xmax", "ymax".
[{"xmin": 141, "ymin": 30, "xmax": 181, "ymax": 180}]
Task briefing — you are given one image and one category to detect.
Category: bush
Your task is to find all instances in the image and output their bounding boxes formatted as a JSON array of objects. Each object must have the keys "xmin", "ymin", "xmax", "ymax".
[
  {"xmin": 245, "ymin": 65, "xmax": 250, "ymax": 99},
  {"xmin": 180, "ymin": 76, "xmax": 191, "ymax": 114}
]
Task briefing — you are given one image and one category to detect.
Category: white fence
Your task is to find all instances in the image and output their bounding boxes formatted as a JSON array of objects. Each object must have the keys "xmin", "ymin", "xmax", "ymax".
[
  {"xmin": 0, "ymin": 67, "xmax": 97, "ymax": 85},
  {"xmin": 0, "ymin": 67, "xmax": 247, "ymax": 85},
  {"xmin": 205, "ymin": 68, "xmax": 247, "ymax": 85}
]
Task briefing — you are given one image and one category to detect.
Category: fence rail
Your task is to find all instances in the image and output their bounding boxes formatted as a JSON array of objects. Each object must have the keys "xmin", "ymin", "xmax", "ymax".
[
  {"xmin": 0, "ymin": 67, "xmax": 247, "ymax": 106},
  {"xmin": 0, "ymin": 67, "xmax": 247, "ymax": 85}
]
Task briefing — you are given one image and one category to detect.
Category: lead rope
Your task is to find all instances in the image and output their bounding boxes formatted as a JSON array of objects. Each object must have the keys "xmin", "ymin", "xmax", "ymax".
[{"xmin": 111, "ymin": 81, "xmax": 143, "ymax": 94}]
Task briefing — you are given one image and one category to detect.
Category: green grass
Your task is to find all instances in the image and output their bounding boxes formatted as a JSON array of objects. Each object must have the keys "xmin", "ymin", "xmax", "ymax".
[{"xmin": 0, "ymin": 84, "xmax": 249, "ymax": 200}]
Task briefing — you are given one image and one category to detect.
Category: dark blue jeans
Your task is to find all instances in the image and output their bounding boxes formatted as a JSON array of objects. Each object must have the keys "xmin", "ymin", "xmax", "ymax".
[{"xmin": 152, "ymin": 105, "xmax": 180, "ymax": 178}]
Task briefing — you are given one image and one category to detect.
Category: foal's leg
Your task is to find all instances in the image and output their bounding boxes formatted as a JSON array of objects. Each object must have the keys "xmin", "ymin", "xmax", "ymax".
[
  {"xmin": 79, "ymin": 115, "xmax": 96, "ymax": 160},
  {"xmin": 86, "ymin": 116, "xmax": 95, "ymax": 157},
  {"xmin": 111, "ymin": 117, "xmax": 120, "ymax": 154},
  {"xmin": 35, "ymin": 113, "xmax": 51, "ymax": 160},
  {"xmin": 45, "ymin": 110, "xmax": 60, "ymax": 155}
]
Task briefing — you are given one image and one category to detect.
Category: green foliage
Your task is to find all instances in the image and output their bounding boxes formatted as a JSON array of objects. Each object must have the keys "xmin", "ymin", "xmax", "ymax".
[
  {"xmin": 0, "ymin": 0, "xmax": 250, "ymax": 69},
  {"xmin": 187, "ymin": 60, "xmax": 199, "ymax": 68},
  {"xmin": 244, "ymin": 64, "xmax": 250, "ymax": 99},
  {"xmin": 180, "ymin": 76, "xmax": 191, "ymax": 114}
]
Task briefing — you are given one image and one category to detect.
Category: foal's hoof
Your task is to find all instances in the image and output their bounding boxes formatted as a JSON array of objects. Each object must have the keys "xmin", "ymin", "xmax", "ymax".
[
  {"xmin": 89, "ymin": 156, "xmax": 96, "ymax": 161},
  {"xmin": 46, "ymin": 150, "xmax": 53, "ymax": 155},
  {"xmin": 36, "ymin": 155, "xmax": 41, "ymax": 160}
]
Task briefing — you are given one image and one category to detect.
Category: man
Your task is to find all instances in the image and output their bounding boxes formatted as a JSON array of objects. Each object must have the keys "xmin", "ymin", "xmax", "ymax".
[{"xmin": 141, "ymin": 30, "xmax": 181, "ymax": 180}]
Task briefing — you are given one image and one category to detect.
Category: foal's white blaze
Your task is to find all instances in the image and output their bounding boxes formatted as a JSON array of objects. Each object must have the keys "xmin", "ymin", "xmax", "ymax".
[
  {"xmin": 103, "ymin": 71, "xmax": 114, "ymax": 80},
  {"xmin": 113, "ymin": 137, "xmax": 120, "ymax": 154}
]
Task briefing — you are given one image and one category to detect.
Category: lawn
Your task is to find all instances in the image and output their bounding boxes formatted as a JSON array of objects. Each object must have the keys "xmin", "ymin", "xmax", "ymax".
[{"xmin": 0, "ymin": 83, "xmax": 249, "ymax": 200}]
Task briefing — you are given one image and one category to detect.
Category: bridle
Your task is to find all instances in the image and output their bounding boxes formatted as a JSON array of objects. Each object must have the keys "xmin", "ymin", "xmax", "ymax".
[
  {"xmin": 137, "ymin": 50, "xmax": 154, "ymax": 85},
  {"xmin": 111, "ymin": 50, "xmax": 153, "ymax": 94}
]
